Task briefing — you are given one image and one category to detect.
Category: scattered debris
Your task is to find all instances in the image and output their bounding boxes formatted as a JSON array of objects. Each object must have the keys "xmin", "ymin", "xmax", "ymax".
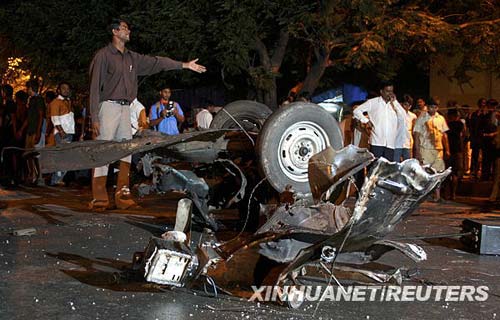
[{"xmin": 12, "ymin": 228, "xmax": 37, "ymax": 236}]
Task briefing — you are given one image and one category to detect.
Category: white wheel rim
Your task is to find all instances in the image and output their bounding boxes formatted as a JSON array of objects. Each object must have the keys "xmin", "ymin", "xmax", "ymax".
[{"xmin": 277, "ymin": 121, "xmax": 330, "ymax": 183}]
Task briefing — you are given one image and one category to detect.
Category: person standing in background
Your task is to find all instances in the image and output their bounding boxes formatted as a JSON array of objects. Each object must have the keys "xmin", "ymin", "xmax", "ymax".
[
  {"xmin": 130, "ymin": 98, "xmax": 148, "ymax": 136},
  {"xmin": 394, "ymin": 94, "xmax": 417, "ymax": 162},
  {"xmin": 414, "ymin": 99, "xmax": 450, "ymax": 202},
  {"xmin": 195, "ymin": 100, "xmax": 216, "ymax": 130},
  {"xmin": 488, "ymin": 107, "xmax": 500, "ymax": 202},
  {"xmin": 445, "ymin": 108, "xmax": 465, "ymax": 200},
  {"xmin": 149, "ymin": 86, "xmax": 185, "ymax": 135},
  {"xmin": 353, "ymin": 82, "xmax": 407, "ymax": 161},
  {"xmin": 23, "ymin": 79, "xmax": 45, "ymax": 185},
  {"xmin": 468, "ymin": 98, "xmax": 487, "ymax": 179},
  {"xmin": 44, "ymin": 90, "xmax": 57, "ymax": 147},
  {"xmin": 49, "ymin": 82, "xmax": 75, "ymax": 186}
]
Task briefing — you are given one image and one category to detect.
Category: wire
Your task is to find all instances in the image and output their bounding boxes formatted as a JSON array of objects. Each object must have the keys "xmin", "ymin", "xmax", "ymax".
[
  {"xmin": 204, "ymin": 276, "xmax": 218, "ymax": 298},
  {"xmin": 312, "ymin": 214, "xmax": 355, "ymax": 317},
  {"xmin": 237, "ymin": 177, "xmax": 267, "ymax": 238},
  {"xmin": 390, "ymin": 232, "xmax": 471, "ymax": 240},
  {"xmin": 221, "ymin": 176, "xmax": 267, "ymax": 245}
]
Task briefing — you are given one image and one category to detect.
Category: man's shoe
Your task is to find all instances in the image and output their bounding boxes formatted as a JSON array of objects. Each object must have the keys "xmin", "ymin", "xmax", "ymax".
[
  {"xmin": 88, "ymin": 199, "xmax": 110, "ymax": 211},
  {"xmin": 90, "ymin": 175, "xmax": 109, "ymax": 211},
  {"xmin": 115, "ymin": 186, "xmax": 138, "ymax": 210}
]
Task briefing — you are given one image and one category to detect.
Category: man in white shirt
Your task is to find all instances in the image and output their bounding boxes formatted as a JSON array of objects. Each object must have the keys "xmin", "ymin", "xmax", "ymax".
[
  {"xmin": 195, "ymin": 101, "xmax": 216, "ymax": 130},
  {"xmin": 394, "ymin": 94, "xmax": 417, "ymax": 162},
  {"xmin": 130, "ymin": 98, "xmax": 148, "ymax": 135},
  {"xmin": 353, "ymin": 82, "xmax": 407, "ymax": 161},
  {"xmin": 49, "ymin": 82, "xmax": 75, "ymax": 186}
]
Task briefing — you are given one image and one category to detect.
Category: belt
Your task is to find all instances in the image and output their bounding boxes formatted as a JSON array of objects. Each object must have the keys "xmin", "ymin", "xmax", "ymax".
[{"xmin": 107, "ymin": 99, "xmax": 130, "ymax": 105}]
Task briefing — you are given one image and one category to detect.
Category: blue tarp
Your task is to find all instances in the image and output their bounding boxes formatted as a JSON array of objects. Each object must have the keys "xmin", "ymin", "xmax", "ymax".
[{"xmin": 312, "ymin": 84, "xmax": 368, "ymax": 106}]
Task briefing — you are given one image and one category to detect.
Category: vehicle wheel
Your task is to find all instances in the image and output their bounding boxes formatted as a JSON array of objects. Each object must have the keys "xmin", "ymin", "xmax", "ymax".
[
  {"xmin": 256, "ymin": 102, "xmax": 343, "ymax": 194},
  {"xmin": 210, "ymin": 100, "xmax": 273, "ymax": 132}
]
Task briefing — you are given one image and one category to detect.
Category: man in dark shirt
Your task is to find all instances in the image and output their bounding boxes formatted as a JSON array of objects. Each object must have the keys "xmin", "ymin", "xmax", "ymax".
[
  {"xmin": 467, "ymin": 98, "xmax": 487, "ymax": 178},
  {"xmin": 24, "ymin": 79, "xmax": 46, "ymax": 185},
  {"xmin": 480, "ymin": 99, "xmax": 498, "ymax": 181},
  {"xmin": 446, "ymin": 109, "xmax": 465, "ymax": 200},
  {"xmin": 88, "ymin": 18, "xmax": 206, "ymax": 211},
  {"xmin": 0, "ymin": 85, "xmax": 16, "ymax": 150},
  {"xmin": 0, "ymin": 85, "xmax": 16, "ymax": 179}
]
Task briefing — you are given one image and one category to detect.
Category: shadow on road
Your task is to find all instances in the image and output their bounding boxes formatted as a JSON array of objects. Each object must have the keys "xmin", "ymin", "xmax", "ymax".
[{"xmin": 46, "ymin": 252, "xmax": 159, "ymax": 292}]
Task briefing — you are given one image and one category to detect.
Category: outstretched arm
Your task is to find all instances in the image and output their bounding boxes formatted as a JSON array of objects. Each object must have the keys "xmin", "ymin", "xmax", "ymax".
[{"xmin": 182, "ymin": 58, "xmax": 206, "ymax": 73}]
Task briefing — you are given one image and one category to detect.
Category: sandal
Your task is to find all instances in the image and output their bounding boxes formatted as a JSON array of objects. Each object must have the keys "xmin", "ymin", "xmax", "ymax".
[{"xmin": 88, "ymin": 199, "xmax": 109, "ymax": 211}]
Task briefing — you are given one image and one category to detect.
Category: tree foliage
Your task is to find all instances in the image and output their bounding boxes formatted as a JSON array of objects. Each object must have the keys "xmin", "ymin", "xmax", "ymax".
[
  {"xmin": 291, "ymin": 0, "xmax": 499, "ymax": 94},
  {"xmin": 0, "ymin": 0, "xmax": 123, "ymax": 91},
  {"xmin": 0, "ymin": 0, "xmax": 498, "ymax": 105}
]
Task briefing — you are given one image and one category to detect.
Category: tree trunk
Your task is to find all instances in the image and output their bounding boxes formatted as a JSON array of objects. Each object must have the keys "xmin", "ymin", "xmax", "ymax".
[
  {"xmin": 300, "ymin": 45, "xmax": 332, "ymax": 96},
  {"xmin": 262, "ymin": 79, "xmax": 277, "ymax": 110},
  {"xmin": 253, "ymin": 30, "xmax": 289, "ymax": 110}
]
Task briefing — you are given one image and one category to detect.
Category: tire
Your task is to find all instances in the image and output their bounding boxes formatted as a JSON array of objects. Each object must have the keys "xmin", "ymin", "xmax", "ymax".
[
  {"xmin": 256, "ymin": 102, "xmax": 343, "ymax": 194},
  {"xmin": 210, "ymin": 100, "xmax": 273, "ymax": 132}
]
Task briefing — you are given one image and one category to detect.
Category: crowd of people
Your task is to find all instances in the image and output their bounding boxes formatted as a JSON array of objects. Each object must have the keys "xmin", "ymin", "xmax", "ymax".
[
  {"xmin": 0, "ymin": 81, "xmax": 86, "ymax": 187},
  {"xmin": 0, "ymin": 80, "xmax": 215, "ymax": 189},
  {"xmin": 340, "ymin": 83, "xmax": 500, "ymax": 202},
  {"xmin": 1, "ymin": 75, "xmax": 499, "ymax": 205}
]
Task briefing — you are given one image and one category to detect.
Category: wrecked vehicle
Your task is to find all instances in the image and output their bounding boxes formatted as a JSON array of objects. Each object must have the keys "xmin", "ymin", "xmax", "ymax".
[
  {"xmin": 32, "ymin": 101, "xmax": 450, "ymax": 307},
  {"xmin": 131, "ymin": 145, "xmax": 450, "ymax": 308}
]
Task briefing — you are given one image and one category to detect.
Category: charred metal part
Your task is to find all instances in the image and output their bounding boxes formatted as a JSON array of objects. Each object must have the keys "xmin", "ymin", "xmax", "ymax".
[
  {"xmin": 279, "ymin": 185, "xmax": 295, "ymax": 207},
  {"xmin": 229, "ymin": 156, "xmax": 449, "ymax": 290},
  {"xmin": 152, "ymin": 163, "xmax": 216, "ymax": 230},
  {"xmin": 165, "ymin": 137, "xmax": 229, "ymax": 163},
  {"xmin": 283, "ymin": 285, "xmax": 306, "ymax": 309},
  {"xmin": 214, "ymin": 159, "xmax": 247, "ymax": 208},
  {"xmin": 139, "ymin": 153, "xmax": 162, "ymax": 177},
  {"xmin": 142, "ymin": 236, "xmax": 198, "ymax": 287},
  {"xmin": 320, "ymin": 246, "xmax": 336, "ymax": 263},
  {"xmin": 187, "ymin": 228, "xmax": 224, "ymax": 282},
  {"xmin": 318, "ymin": 262, "xmax": 403, "ymax": 285},
  {"xmin": 161, "ymin": 231, "xmax": 187, "ymax": 242},
  {"xmin": 336, "ymin": 265, "xmax": 403, "ymax": 285},
  {"xmin": 270, "ymin": 158, "xmax": 450, "ymax": 287},
  {"xmin": 138, "ymin": 158, "xmax": 247, "ymax": 230},
  {"xmin": 308, "ymin": 145, "xmax": 375, "ymax": 203},
  {"xmin": 366, "ymin": 239, "xmax": 427, "ymax": 262},
  {"xmin": 257, "ymin": 203, "xmax": 351, "ymax": 235},
  {"xmin": 461, "ymin": 219, "xmax": 500, "ymax": 255},
  {"xmin": 256, "ymin": 203, "xmax": 351, "ymax": 262},
  {"xmin": 173, "ymin": 198, "xmax": 193, "ymax": 238},
  {"xmin": 160, "ymin": 199, "xmax": 193, "ymax": 243},
  {"xmin": 138, "ymin": 223, "xmax": 224, "ymax": 288},
  {"xmin": 34, "ymin": 129, "xmax": 229, "ymax": 173}
]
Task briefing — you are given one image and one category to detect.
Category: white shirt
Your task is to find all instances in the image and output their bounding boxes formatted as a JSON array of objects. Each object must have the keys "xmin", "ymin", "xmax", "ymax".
[
  {"xmin": 414, "ymin": 112, "xmax": 449, "ymax": 150},
  {"xmin": 403, "ymin": 110, "xmax": 417, "ymax": 149},
  {"xmin": 130, "ymin": 98, "xmax": 145, "ymax": 135},
  {"xmin": 196, "ymin": 109, "xmax": 213, "ymax": 130},
  {"xmin": 51, "ymin": 95, "xmax": 75, "ymax": 135},
  {"xmin": 353, "ymin": 97, "xmax": 407, "ymax": 149}
]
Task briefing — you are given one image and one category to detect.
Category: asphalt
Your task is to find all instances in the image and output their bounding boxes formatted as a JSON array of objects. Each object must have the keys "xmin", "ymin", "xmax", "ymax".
[{"xmin": 0, "ymin": 183, "xmax": 499, "ymax": 320}]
